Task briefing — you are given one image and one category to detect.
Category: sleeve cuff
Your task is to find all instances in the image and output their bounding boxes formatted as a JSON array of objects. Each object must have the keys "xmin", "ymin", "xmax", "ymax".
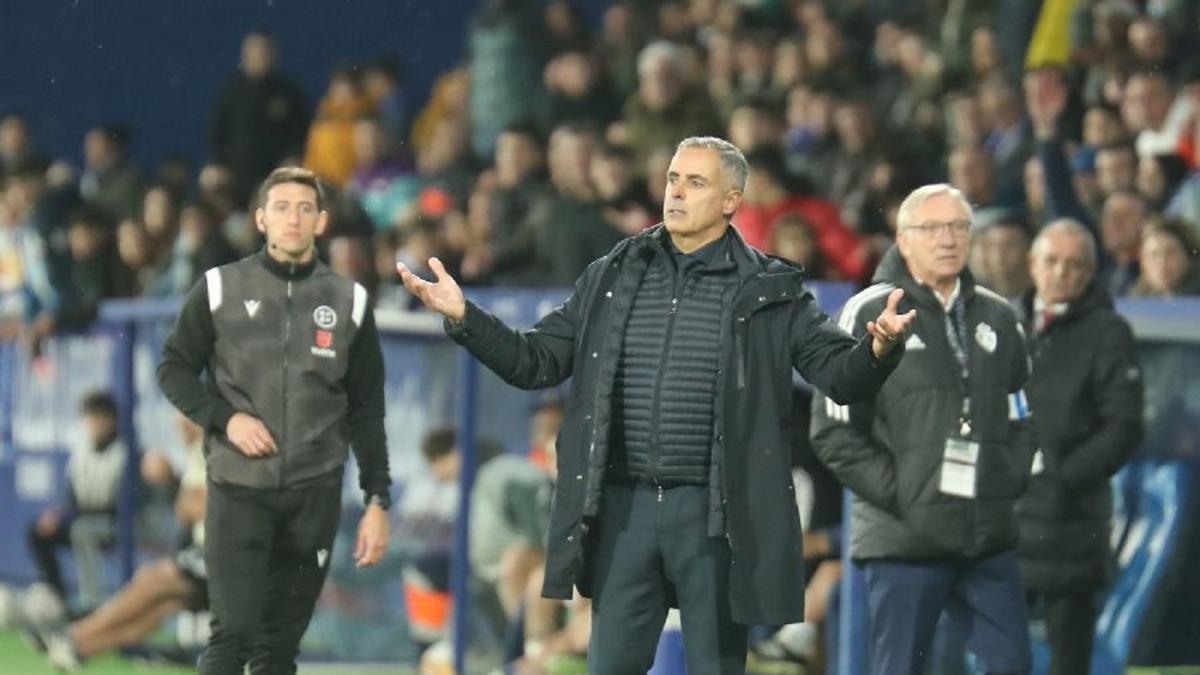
[
  {"xmin": 444, "ymin": 301, "xmax": 480, "ymax": 340},
  {"xmin": 209, "ymin": 400, "xmax": 237, "ymax": 433}
]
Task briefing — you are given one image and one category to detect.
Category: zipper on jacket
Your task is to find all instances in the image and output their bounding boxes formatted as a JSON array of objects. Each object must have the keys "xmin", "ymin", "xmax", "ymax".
[
  {"xmin": 280, "ymin": 274, "xmax": 293, "ymax": 488},
  {"xmin": 648, "ymin": 293, "xmax": 679, "ymax": 482}
]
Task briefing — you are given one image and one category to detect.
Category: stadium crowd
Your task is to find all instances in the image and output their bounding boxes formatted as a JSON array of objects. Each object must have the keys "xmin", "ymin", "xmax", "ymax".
[{"xmin": 3, "ymin": 0, "xmax": 1199, "ymax": 673}]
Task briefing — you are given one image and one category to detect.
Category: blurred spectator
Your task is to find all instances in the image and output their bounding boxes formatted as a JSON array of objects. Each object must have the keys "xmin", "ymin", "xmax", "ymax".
[
  {"xmin": 468, "ymin": 0, "xmax": 551, "ymax": 160},
  {"xmin": 1099, "ymin": 190, "xmax": 1148, "ymax": 296},
  {"xmin": 410, "ymin": 67, "xmax": 470, "ymax": 161},
  {"xmin": 1132, "ymin": 217, "xmax": 1200, "ymax": 296},
  {"xmin": 415, "ymin": 118, "xmax": 476, "ymax": 210},
  {"xmin": 727, "ymin": 96, "xmax": 785, "ymax": 154},
  {"xmin": 26, "ymin": 391, "xmax": 127, "ymax": 613},
  {"xmin": 488, "ymin": 123, "xmax": 620, "ymax": 286},
  {"xmin": 0, "ymin": 162, "xmax": 63, "ymax": 342},
  {"xmin": 209, "ymin": 31, "xmax": 310, "ymax": 202},
  {"xmin": 483, "ymin": 124, "xmax": 551, "ymax": 267},
  {"xmin": 1136, "ymin": 153, "xmax": 1192, "ymax": 212},
  {"xmin": 1024, "ymin": 156, "xmax": 1049, "ymax": 227},
  {"xmin": 591, "ymin": 142, "xmax": 655, "ymax": 239},
  {"xmin": 80, "ymin": 124, "xmax": 142, "ymax": 222},
  {"xmin": 196, "ymin": 164, "xmax": 255, "ymax": 255},
  {"xmin": 58, "ymin": 206, "xmax": 130, "ymax": 328},
  {"xmin": 115, "ymin": 219, "xmax": 156, "ymax": 296},
  {"xmin": 346, "ymin": 116, "xmax": 419, "ymax": 231},
  {"xmin": 149, "ymin": 199, "xmax": 238, "ymax": 297},
  {"xmin": 327, "ymin": 233, "xmax": 377, "ymax": 297},
  {"xmin": 362, "ymin": 58, "xmax": 409, "ymax": 145},
  {"xmin": 970, "ymin": 209, "xmax": 1033, "ymax": 304},
  {"xmin": 140, "ymin": 183, "xmax": 181, "ymax": 267},
  {"xmin": 543, "ymin": 0, "xmax": 591, "ymax": 54},
  {"xmin": 1124, "ymin": 71, "xmax": 1184, "ymax": 158},
  {"xmin": 304, "ymin": 66, "xmax": 377, "ymax": 188},
  {"xmin": 0, "ymin": 113, "xmax": 42, "ymax": 173},
  {"xmin": 782, "ymin": 85, "xmax": 838, "ymax": 188},
  {"xmin": 736, "ymin": 147, "xmax": 869, "ymax": 280},
  {"xmin": 1095, "ymin": 142, "xmax": 1138, "ymax": 199},
  {"xmin": 978, "ymin": 76, "xmax": 1032, "ymax": 206},
  {"xmin": 947, "ymin": 144, "xmax": 998, "ymax": 208},
  {"xmin": 538, "ymin": 49, "xmax": 621, "ymax": 137},
  {"xmin": 28, "ymin": 414, "xmax": 208, "ymax": 671},
  {"xmin": 623, "ymin": 41, "xmax": 722, "ymax": 167},
  {"xmin": 766, "ymin": 212, "xmax": 827, "ymax": 279},
  {"xmin": 826, "ymin": 98, "xmax": 880, "ymax": 225},
  {"xmin": 1017, "ymin": 218, "xmax": 1143, "ymax": 675},
  {"xmin": 597, "ymin": 2, "xmax": 645, "ymax": 99}
]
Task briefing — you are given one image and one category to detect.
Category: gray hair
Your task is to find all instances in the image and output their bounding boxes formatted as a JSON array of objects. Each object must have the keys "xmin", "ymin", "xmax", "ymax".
[
  {"xmin": 637, "ymin": 40, "xmax": 685, "ymax": 77},
  {"xmin": 896, "ymin": 183, "xmax": 974, "ymax": 231},
  {"xmin": 675, "ymin": 136, "xmax": 748, "ymax": 191},
  {"xmin": 1033, "ymin": 218, "xmax": 1098, "ymax": 266}
]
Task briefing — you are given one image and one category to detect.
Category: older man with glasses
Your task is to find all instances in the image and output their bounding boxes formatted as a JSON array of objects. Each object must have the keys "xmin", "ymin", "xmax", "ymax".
[{"xmin": 812, "ymin": 183, "xmax": 1035, "ymax": 675}]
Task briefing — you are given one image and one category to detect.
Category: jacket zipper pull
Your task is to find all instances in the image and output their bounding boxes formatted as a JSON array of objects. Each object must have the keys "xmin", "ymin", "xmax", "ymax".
[
  {"xmin": 657, "ymin": 484, "xmax": 664, "ymax": 503},
  {"xmin": 669, "ymin": 297, "xmax": 678, "ymax": 315}
]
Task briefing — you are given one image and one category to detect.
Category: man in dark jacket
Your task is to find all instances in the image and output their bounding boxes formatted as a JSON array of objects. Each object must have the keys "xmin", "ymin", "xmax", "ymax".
[
  {"xmin": 398, "ymin": 136, "xmax": 913, "ymax": 674},
  {"xmin": 812, "ymin": 184, "xmax": 1035, "ymax": 675},
  {"xmin": 157, "ymin": 167, "xmax": 391, "ymax": 674},
  {"xmin": 1016, "ymin": 218, "xmax": 1143, "ymax": 675}
]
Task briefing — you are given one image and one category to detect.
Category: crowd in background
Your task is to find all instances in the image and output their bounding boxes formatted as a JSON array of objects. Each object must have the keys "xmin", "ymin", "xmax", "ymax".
[{"xmin": 3, "ymin": 0, "xmax": 1199, "ymax": 356}]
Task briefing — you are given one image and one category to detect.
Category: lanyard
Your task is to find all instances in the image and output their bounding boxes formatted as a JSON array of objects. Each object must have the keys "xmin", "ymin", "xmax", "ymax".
[{"xmin": 942, "ymin": 293, "xmax": 973, "ymax": 436}]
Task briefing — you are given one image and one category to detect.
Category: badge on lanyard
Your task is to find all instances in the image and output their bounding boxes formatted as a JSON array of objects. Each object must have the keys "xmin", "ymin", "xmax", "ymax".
[{"xmin": 939, "ymin": 436, "xmax": 980, "ymax": 499}]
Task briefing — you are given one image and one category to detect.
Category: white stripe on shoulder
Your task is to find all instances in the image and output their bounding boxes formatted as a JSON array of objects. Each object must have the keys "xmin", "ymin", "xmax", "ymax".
[
  {"xmin": 974, "ymin": 285, "xmax": 1011, "ymax": 307},
  {"xmin": 351, "ymin": 283, "xmax": 368, "ymax": 327},
  {"xmin": 205, "ymin": 268, "xmax": 222, "ymax": 312},
  {"xmin": 837, "ymin": 283, "xmax": 896, "ymax": 332}
]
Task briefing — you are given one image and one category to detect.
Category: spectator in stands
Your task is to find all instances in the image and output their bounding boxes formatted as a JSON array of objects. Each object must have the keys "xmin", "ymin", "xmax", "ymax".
[
  {"xmin": 362, "ymin": 58, "xmax": 408, "ymax": 145},
  {"xmin": 1096, "ymin": 142, "xmax": 1139, "ymax": 200},
  {"xmin": 812, "ymin": 184, "xmax": 1033, "ymax": 675},
  {"xmin": 58, "ymin": 206, "xmax": 130, "ymax": 328},
  {"xmin": 948, "ymin": 144, "xmax": 1000, "ymax": 209},
  {"xmin": 79, "ymin": 124, "xmax": 141, "ymax": 222},
  {"xmin": 468, "ymin": 0, "xmax": 550, "ymax": 160},
  {"xmin": 1027, "ymin": 69, "xmax": 1144, "ymax": 297},
  {"xmin": 304, "ymin": 66, "xmax": 376, "ymax": 188},
  {"xmin": 1024, "ymin": 156, "xmax": 1049, "ymax": 227},
  {"xmin": 209, "ymin": 30, "xmax": 310, "ymax": 202},
  {"xmin": 1099, "ymin": 189, "xmax": 1148, "ymax": 295},
  {"xmin": 346, "ymin": 116, "xmax": 419, "ymax": 231},
  {"xmin": 597, "ymin": 2, "xmax": 644, "ymax": 99},
  {"xmin": 726, "ymin": 96, "xmax": 785, "ymax": 155},
  {"xmin": 826, "ymin": 98, "xmax": 880, "ymax": 226},
  {"xmin": 736, "ymin": 147, "xmax": 869, "ymax": 280},
  {"xmin": 591, "ymin": 142, "xmax": 655, "ymax": 239},
  {"xmin": 1136, "ymin": 153, "xmax": 1193, "ymax": 212},
  {"xmin": 487, "ymin": 122, "xmax": 620, "ymax": 286},
  {"xmin": 766, "ymin": 213, "xmax": 826, "ymax": 279},
  {"xmin": 25, "ymin": 391, "xmax": 127, "ymax": 614},
  {"xmin": 415, "ymin": 117, "xmax": 476, "ymax": 211},
  {"xmin": 0, "ymin": 113, "xmax": 42, "ymax": 174},
  {"xmin": 538, "ymin": 48, "xmax": 621, "ymax": 137},
  {"xmin": 139, "ymin": 182, "xmax": 182, "ymax": 270},
  {"xmin": 1132, "ymin": 217, "xmax": 1200, "ymax": 297},
  {"xmin": 27, "ymin": 414, "xmax": 209, "ymax": 671},
  {"xmin": 623, "ymin": 41, "xmax": 722, "ymax": 167},
  {"xmin": 1124, "ymin": 71, "xmax": 1182, "ymax": 158},
  {"xmin": 0, "ymin": 161, "xmax": 63, "ymax": 343},
  {"xmin": 978, "ymin": 76, "xmax": 1032, "ymax": 207},
  {"xmin": 149, "ymin": 200, "xmax": 238, "ymax": 297},
  {"xmin": 1017, "ymin": 218, "xmax": 1144, "ymax": 675},
  {"xmin": 400, "ymin": 136, "xmax": 909, "ymax": 674},
  {"xmin": 970, "ymin": 209, "xmax": 1034, "ymax": 304}
]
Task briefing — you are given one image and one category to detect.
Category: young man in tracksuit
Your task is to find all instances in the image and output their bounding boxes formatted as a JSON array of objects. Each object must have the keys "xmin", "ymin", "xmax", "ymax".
[
  {"xmin": 157, "ymin": 167, "xmax": 391, "ymax": 674},
  {"xmin": 398, "ymin": 136, "xmax": 914, "ymax": 674}
]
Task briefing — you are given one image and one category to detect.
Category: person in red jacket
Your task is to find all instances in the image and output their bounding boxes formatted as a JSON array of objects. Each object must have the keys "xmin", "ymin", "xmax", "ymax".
[{"xmin": 735, "ymin": 148, "xmax": 872, "ymax": 282}]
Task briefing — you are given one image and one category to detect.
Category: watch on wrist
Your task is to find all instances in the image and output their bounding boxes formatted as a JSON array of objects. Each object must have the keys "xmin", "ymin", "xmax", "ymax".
[{"xmin": 366, "ymin": 493, "xmax": 391, "ymax": 511}]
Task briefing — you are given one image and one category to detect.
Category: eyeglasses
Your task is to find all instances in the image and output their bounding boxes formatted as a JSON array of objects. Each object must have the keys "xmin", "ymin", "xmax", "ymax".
[{"xmin": 902, "ymin": 220, "xmax": 972, "ymax": 238}]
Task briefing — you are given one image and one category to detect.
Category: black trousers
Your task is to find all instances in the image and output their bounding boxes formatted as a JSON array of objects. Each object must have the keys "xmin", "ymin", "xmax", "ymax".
[
  {"xmin": 26, "ymin": 518, "xmax": 71, "ymax": 600},
  {"xmin": 588, "ymin": 483, "xmax": 747, "ymax": 675},
  {"xmin": 198, "ymin": 479, "xmax": 341, "ymax": 675},
  {"xmin": 1034, "ymin": 591, "xmax": 1097, "ymax": 675}
]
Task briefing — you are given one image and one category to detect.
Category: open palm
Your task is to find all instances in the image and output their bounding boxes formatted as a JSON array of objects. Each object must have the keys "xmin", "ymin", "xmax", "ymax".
[{"xmin": 396, "ymin": 257, "xmax": 467, "ymax": 322}]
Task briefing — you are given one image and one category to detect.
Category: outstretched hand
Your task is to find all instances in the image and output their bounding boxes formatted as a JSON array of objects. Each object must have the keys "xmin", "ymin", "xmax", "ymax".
[
  {"xmin": 867, "ymin": 288, "xmax": 916, "ymax": 358},
  {"xmin": 396, "ymin": 257, "xmax": 467, "ymax": 323}
]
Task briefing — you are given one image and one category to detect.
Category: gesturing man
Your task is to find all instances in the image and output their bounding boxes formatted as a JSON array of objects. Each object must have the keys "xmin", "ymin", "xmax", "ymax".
[
  {"xmin": 399, "ymin": 136, "xmax": 912, "ymax": 673},
  {"xmin": 158, "ymin": 167, "xmax": 391, "ymax": 674}
]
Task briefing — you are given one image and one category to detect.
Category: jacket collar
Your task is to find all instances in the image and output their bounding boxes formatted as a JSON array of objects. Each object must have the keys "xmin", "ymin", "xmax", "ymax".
[
  {"xmin": 872, "ymin": 245, "xmax": 975, "ymax": 311},
  {"xmin": 257, "ymin": 246, "xmax": 319, "ymax": 281}
]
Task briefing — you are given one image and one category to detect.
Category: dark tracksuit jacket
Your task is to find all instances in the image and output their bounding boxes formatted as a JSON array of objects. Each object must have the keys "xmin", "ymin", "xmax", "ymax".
[
  {"xmin": 812, "ymin": 247, "xmax": 1034, "ymax": 560},
  {"xmin": 156, "ymin": 249, "xmax": 390, "ymax": 502}
]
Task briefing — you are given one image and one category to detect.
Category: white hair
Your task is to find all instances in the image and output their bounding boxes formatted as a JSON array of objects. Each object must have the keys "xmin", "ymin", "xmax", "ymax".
[
  {"xmin": 675, "ymin": 136, "xmax": 748, "ymax": 191},
  {"xmin": 1034, "ymin": 218, "xmax": 1098, "ymax": 266},
  {"xmin": 637, "ymin": 40, "xmax": 684, "ymax": 77},
  {"xmin": 896, "ymin": 183, "xmax": 974, "ymax": 231}
]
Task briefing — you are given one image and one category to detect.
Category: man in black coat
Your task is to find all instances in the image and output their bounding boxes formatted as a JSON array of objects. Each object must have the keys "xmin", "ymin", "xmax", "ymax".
[
  {"xmin": 1016, "ymin": 218, "xmax": 1144, "ymax": 675},
  {"xmin": 398, "ymin": 136, "xmax": 913, "ymax": 674}
]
